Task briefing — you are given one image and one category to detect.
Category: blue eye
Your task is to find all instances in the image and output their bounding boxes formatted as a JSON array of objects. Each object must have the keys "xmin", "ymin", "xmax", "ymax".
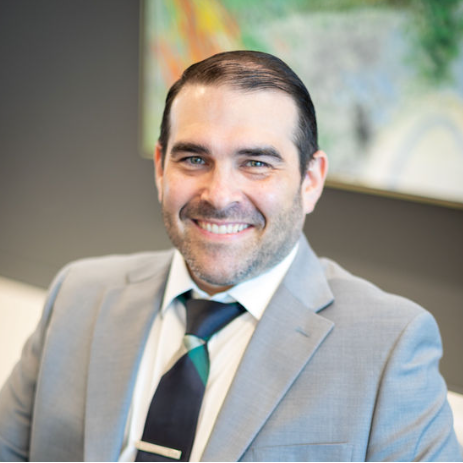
[
  {"xmin": 246, "ymin": 160, "xmax": 268, "ymax": 168},
  {"xmin": 187, "ymin": 156, "xmax": 205, "ymax": 165}
]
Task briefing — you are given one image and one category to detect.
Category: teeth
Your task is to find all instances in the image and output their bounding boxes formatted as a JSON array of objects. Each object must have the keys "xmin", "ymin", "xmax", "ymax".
[{"xmin": 198, "ymin": 221, "xmax": 249, "ymax": 235}]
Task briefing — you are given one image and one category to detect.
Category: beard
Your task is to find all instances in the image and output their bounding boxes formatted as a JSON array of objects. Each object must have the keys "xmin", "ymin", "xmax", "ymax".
[{"xmin": 162, "ymin": 193, "xmax": 304, "ymax": 289}]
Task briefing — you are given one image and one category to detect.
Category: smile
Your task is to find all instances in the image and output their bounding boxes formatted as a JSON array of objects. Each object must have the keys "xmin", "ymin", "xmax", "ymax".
[{"xmin": 196, "ymin": 221, "xmax": 250, "ymax": 235}]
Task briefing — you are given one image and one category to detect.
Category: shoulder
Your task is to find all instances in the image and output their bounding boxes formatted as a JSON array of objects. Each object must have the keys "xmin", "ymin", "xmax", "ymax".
[
  {"xmin": 45, "ymin": 249, "xmax": 175, "ymax": 305},
  {"xmin": 59, "ymin": 249, "xmax": 173, "ymax": 284},
  {"xmin": 36, "ymin": 249, "xmax": 175, "ymax": 335},
  {"xmin": 318, "ymin": 257, "xmax": 430, "ymax": 330}
]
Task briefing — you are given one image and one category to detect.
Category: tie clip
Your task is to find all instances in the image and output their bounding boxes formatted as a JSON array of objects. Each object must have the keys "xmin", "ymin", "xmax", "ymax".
[{"xmin": 135, "ymin": 440, "xmax": 182, "ymax": 460}]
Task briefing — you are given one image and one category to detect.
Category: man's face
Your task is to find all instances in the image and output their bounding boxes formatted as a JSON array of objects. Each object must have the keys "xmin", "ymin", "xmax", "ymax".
[{"xmin": 155, "ymin": 84, "xmax": 326, "ymax": 294}]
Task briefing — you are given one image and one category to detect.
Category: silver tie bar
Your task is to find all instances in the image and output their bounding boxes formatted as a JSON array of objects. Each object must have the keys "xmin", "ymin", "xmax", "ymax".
[{"xmin": 135, "ymin": 440, "xmax": 182, "ymax": 460}]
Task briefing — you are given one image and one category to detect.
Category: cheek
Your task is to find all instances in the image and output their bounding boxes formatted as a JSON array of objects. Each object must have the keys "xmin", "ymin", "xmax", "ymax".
[
  {"xmin": 162, "ymin": 174, "xmax": 196, "ymax": 211},
  {"xmin": 249, "ymin": 179, "xmax": 300, "ymax": 217},
  {"xmin": 255, "ymin": 191, "xmax": 279, "ymax": 215}
]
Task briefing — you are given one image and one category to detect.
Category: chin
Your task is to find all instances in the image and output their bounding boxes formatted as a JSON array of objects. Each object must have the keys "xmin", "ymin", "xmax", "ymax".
[
  {"xmin": 194, "ymin": 267, "xmax": 240, "ymax": 287},
  {"xmin": 188, "ymin": 259, "xmax": 252, "ymax": 288}
]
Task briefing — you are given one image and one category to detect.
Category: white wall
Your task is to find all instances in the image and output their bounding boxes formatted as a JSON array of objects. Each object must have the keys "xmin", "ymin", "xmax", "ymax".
[{"xmin": 0, "ymin": 277, "xmax": 44, "ymax": 387}]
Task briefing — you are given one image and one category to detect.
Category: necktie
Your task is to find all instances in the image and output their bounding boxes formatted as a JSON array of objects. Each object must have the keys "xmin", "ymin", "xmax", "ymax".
[{"xmin": 135, "ymin": 297, "xmax": 245, "ymax": 462}]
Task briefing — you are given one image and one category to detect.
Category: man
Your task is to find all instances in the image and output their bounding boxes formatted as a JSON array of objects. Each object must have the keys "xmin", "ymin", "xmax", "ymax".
[{"xmin": 0, "ymin": 51, "xmax": 461, "ymax": 462}]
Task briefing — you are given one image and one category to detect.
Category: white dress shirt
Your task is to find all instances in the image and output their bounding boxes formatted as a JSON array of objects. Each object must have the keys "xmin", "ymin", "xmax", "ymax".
[{"xmin": 119, "ymin": 244, "xmax": 298, "ymax": 461}]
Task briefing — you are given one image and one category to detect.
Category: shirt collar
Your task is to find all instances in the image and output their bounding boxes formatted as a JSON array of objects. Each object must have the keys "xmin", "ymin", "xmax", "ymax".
[{"xmin": 162, "ymin": 244, "xmax": 299, "ymax": 321}]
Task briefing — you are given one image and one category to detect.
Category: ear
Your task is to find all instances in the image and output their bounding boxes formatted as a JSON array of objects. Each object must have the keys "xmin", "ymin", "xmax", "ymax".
[
  {"xmin": 154, "ymin": 142, "xmax": 164, "ymax": 203},
  {"xmin": 301, "ymin": 150, "xmax": 328, "ymax": 214}
]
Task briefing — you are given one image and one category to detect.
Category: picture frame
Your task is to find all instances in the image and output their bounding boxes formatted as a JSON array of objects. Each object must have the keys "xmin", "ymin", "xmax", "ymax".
[{"xmin": 140, "ymin": 0, "xmax": 463, "ymax": 209}]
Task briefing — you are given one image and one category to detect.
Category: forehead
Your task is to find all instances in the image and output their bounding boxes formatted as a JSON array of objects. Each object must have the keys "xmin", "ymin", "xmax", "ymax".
[{"xmin": 168, "ymin": 84, "xmax": 299, "ymax": 150}]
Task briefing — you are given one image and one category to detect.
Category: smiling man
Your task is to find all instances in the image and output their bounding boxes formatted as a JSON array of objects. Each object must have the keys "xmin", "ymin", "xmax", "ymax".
[
  {"xmin": 157, "ymin": 83, "xmax": 325, "ymax": 295},
  {"xmin": 0, "ymin": 51, "xmax": 461, "ymax": 462}
]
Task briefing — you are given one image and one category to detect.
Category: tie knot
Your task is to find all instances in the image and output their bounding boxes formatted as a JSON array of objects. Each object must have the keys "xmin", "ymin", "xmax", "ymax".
[{"xmin": 185, "ymin": 298, "xmax": 245, "ymax": 341}]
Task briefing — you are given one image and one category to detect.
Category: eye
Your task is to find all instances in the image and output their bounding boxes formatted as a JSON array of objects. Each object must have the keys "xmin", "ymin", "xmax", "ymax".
[
  {"xmin": 245, "ymin": 160, "xmax": 269, "ymax": 168},
  {"xmin": 184, "ymin": 156, "xmax": 206, "ymax": 165}
]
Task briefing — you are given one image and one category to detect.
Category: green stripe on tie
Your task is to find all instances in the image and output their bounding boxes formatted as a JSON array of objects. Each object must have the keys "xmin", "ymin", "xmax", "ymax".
[{"xmin": 187, "ymin": 345, "xmax": 209, "ymax": 386}]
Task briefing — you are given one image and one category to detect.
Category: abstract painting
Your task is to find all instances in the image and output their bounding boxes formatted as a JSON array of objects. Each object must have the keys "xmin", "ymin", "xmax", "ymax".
[{"xmin": 141, "ymin": 0, "xmax": 463, "ymax": 207}]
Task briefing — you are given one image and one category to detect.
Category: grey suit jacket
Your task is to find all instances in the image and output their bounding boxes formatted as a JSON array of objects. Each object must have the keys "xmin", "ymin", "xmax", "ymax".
[{"xmin": 0, "ymin": 237, "xmax": 461, "ymax": 461}]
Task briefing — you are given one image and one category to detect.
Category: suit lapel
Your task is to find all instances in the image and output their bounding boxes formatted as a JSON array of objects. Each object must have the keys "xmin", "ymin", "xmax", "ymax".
[
  {"xmin": 83, "ymin": 254, "xmax": 171, "ymax": 461},
  {"xmin": 202, "ymin": 238, "xmax": 335, "ymax": 462}
]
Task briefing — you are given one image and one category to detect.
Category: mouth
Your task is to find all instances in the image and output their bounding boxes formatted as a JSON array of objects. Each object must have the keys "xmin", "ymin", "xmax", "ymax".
[{"xmin": 195, "ymin": 220, "xmax": 251, "ymax": 235}]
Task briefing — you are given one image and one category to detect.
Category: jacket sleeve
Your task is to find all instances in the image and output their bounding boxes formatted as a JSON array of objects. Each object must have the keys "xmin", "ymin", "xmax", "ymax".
[
  {"xmin": 0, "ymin": 265, "xmax": 70, "ymax": 461},
  {"xmin": 366, "ymin": 310, "xmax": 462, "ymax": 461}
]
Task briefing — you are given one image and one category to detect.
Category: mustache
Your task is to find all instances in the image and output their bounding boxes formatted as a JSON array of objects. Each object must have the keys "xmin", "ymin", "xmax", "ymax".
[{"xmin": 180, "ymin": 200, "xmax": 265, "ymax": 226}]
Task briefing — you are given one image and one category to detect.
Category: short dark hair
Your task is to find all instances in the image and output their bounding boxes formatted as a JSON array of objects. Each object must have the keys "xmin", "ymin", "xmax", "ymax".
[{"xmin": 158, "ymin": 50, "xmax": 319, "ymax": 176}]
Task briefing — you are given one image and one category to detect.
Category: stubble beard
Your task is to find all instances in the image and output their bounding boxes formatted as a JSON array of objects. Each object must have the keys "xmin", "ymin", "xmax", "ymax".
[{"xmin": 162, "ymin": 194, "xmax": 304, "ymax": 289}]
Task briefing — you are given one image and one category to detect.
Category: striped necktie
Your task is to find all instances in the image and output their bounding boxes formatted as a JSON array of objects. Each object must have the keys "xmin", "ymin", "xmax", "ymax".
[{"xmin": 135, "ymin": 297, "xmax": 245, "ymax": 462}]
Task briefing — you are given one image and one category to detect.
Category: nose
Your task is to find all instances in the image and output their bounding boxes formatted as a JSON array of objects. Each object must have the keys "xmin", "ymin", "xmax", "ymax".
[{"xmin": 200, "ymin": 166, "xmax": 242, "ymax": 210}]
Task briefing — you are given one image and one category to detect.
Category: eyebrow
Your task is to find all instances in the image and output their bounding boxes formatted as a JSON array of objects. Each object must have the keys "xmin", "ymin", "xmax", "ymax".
[
  {"xmin": 170, "ymin": 142, "xmax": 284, "ymax": 162},
  {"xmin": 236, "ymin": 147, "xmax": 284, "ymax": 162},
  {"xmin": 170, "ymin": 142, "xmax": 211, "ymax": 156}
]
